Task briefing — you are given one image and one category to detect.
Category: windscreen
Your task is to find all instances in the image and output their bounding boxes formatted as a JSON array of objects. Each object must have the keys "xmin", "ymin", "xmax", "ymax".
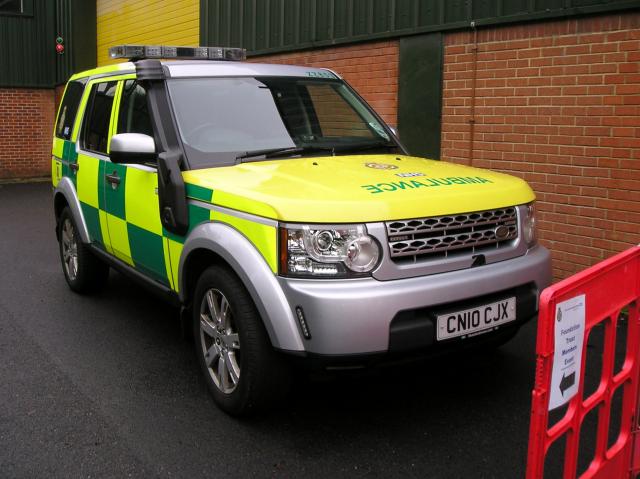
[{"xmin": 167, "ymin": 77, "xmax": 396, "ymax": 169}]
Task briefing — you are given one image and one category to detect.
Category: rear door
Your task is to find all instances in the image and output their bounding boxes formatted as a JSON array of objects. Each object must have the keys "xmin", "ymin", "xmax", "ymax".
[{"xmin": 76, "ymin": 79, "xmax": 119, "ymax": 253}]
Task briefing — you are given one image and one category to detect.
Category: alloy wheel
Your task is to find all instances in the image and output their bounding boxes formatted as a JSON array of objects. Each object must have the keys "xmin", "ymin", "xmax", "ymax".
[
  {"xmin": 199, "ymin": 288, "xmax": 241, "ymax": 394},
  {"xmin": 61, "ymin": 218, "xmax": 78, "ymax": 281}
]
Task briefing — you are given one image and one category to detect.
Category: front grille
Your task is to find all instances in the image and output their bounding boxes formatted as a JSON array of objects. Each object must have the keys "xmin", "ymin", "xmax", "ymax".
[{"xmin": 386, "ymin": 207, "xmax": 518, "ymax": 262}]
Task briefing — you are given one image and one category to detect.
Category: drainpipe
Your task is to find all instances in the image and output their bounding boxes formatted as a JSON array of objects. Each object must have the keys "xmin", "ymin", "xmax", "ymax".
[{"xmin": 468, "ymin": 21, "xmax": 478, "ymax": 167}]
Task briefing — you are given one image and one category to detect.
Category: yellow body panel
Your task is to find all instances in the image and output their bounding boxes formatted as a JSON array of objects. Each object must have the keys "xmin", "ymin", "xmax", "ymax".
[
  {"xmin": 96, "ymin": 0, "xmax": 199, "ymax": 66},
  {"xmin": 52, "ymin": 137, "xmax": 64, "ymax": 158},
  {"xmin": 51, "ymin": 138, "xmax": 64, "ymax": 187},
  {"xmin": 52, "ymin": 160, "xmax": 62, "ymax": 187},
  {"xmin": 183, "ymin": 155, "xmax": 536, "ymax": 223},
  {"xmin": 210, "ymin": 210, "xmax": 279, "ymax": 272},
  {"xmin": 167, "ymin": 239, "xmax": 183, "ymax": 293},
  {"xmin": 124, "ymin": 167, "xmax": 162, "ymax": 235},
  {"xmin": 162, "ymin": 238, "xmax": 175, "ymax": 290},
  {"xmin": 98, "ymin": 210, "xmax": 114, "ymax": 255},
  {"xmin": 76, "ymin": 155, "xmax": 101, "ymax": 209},
  {"xmin": 105, "ymin": 214, "xmax": 134, "ymax": 265}
]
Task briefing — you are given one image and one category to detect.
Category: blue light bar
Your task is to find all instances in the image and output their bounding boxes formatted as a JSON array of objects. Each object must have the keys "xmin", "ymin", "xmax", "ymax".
[{"xmin": 108, "ymin": 45, "xmax": 246, "ymax": 61}]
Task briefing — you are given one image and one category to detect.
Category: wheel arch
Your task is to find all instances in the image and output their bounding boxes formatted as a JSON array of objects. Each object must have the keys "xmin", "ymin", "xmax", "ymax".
[
  {"xmin": 53, "ymin": 177, "xmax": 90, "ymax": 243},
  {"xmin": 179, "ymin": 222, "xmax": 304, "ymax": 352}
]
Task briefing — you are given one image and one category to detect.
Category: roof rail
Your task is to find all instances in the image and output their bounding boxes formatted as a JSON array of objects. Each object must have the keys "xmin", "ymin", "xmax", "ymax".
[{"xmin": 108, "ymin": 45, "xmax": 246, "ymax": 62}]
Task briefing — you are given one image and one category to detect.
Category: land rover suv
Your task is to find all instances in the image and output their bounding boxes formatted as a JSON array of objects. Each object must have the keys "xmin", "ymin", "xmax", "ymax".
[{"xmin": 52, "ymin": 45, "xmax": 552, "ymax": 415}]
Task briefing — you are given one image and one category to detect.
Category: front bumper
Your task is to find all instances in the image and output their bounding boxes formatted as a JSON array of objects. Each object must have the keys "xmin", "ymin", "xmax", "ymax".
[{"xmin": 277, "ymin": 245, "xmax": 552, "ymax": 356}]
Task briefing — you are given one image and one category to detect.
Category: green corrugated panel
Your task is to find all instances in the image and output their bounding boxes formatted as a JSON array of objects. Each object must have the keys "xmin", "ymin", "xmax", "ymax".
[
  {"xmin": 353, "ymin": 0, "xmax": 370, "ymax": 36},
  {"xmin": 201, "ymin": 0, "xmax": 640, "ymax": 56},
  {"xmin": 395, "ymin": 0, "xmax": 415, "ymax": 30},
  {"xmin": 200, "ymin": 0, "xmax": 640, "ymax": 54},
  {"xmin": 445, "ymin": 0, "xmax": 469, "ymax": 23},
  {"xmin": 503, "ymin": 0, "xmax": 530, "ymax": 16},
  {"xmin": 332, "ymin": 0, "xmax": 349, "ymax": 39},
  {"xmin": 269, "ymin": 0, "xmax": 283, "ymax": 48},
  {"xmin": 283, "ymin": 0, "xmax": 297, "ymax": 47},
  {"xmin": 315, "ymin": 0, "xmax": 332, "ymax": 41},
  {"xmin": 0, "ymin": 0, "xmax": 54, "ymax": 88},
  {"xmin": 242, "ymin": 0, "xmax": 254, "ymax": 50},
  {"xmin": 418, "ymin": 1, "xmax": 442, "ymax": 27},
  {"xmin": 230, "ymin": 0, "xmax": 243, "ymax": 47},
  {"xmin": 55, "ymin": 0, "xmax": 72, "ymax": 84},
  {"xmin": 299, "ymin": 0, "xmax": 314, "ymax": 43},
  {"xmin": 255, "ymin": 0, "xmax": 268, "ymax": 50},
  {"xmin": 473, "ymin": 0, "xmax": 498, "ymax": 20},
  {"xmin": 0, "ymin": 0, "xmax": 94, "ymax": 88},
  {"xmin": 372, "ymin": 0, "xmax": 389, "ymax": 33}
]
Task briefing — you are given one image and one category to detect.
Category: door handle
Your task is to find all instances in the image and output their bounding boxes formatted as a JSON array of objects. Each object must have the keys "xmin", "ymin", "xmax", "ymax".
[
  {"xmin": 105, "ymin": 172, "xmax": 121, "ymax": 187},
  {"xmin": 69, "ymin": 163, "xmax": 79, "ymax": 173}
]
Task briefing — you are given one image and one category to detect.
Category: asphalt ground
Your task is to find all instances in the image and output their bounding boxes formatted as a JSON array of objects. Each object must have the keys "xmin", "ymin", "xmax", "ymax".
[{"xmin": 0, "ymin": 181, "xmax": 616, "ymax": 478}]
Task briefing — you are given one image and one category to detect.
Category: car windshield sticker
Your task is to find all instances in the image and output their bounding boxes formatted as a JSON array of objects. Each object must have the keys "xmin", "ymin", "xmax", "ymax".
[
  {"xmin": 361, "ymin": 176, "xmax": 493, "ymax": 194},
  {"xmin": 306, "ymin": 71, "xmax": 335, "ymax": 79}
]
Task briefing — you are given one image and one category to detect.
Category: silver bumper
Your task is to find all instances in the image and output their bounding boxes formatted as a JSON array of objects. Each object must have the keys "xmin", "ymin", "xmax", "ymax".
[{"xmin": 277, "ymin": 245, "xmax": 552, "ymax": 355}]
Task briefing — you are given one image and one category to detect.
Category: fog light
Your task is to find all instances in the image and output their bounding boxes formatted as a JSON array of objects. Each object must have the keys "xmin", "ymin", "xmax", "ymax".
[{"xmin": 295, "ymin": 307, "xmax": 311, "ymax": 339}]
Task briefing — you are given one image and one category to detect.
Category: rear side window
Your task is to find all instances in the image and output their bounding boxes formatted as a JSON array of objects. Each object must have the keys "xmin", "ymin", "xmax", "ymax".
[
  {"xmin": 81, "ymin": 81, "xmax": 118, "ymax": 154},
  {"xmin": 117, "ymin": 80, "xmax": 153, "ymax": 136},
  {"xmin": 55, "ymin": 79, "xmax": 86, "ymax": 140}
]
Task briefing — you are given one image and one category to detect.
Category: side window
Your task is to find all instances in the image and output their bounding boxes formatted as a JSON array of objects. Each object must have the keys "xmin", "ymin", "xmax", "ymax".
[
  {"xmin": 81, "ymin": 81, "xmax": 118, "ymax": 155},
  {"xmin": 55, "ymin": 79, "xmax": 86, "ymax": 140},
  {"xmin": 118, "ymin": 80, "xmax": 153, "ymax": 137}
]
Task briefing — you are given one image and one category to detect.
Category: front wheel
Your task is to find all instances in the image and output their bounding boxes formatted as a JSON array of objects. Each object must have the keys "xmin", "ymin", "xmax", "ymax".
[{"xmin": 193, "ymin": 265, "xmax": 291, "ymax": 416}]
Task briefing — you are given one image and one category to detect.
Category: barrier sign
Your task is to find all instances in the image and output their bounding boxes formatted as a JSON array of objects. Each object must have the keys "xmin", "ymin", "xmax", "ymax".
[
  {"xmin": 526, "ymin": 246, "xmax": 640, "ymax": 479},
  {"xmin": 548, "ymin": 295, "xmax": 585, "ymax": 410}
]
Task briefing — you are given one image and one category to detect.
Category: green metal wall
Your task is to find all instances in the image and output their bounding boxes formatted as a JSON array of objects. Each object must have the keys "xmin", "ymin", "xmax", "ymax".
[
  {"xmin": 201, "ymin": 0, "xmax": 640, "ymax": 55},
  {"xmin": 0, "ymin": 0, "xmax": 96, "ymax": 88}
]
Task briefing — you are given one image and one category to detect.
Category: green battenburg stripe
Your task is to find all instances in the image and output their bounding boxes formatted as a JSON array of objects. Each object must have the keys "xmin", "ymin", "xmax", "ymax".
[
  {"xmin": 103, "ymin": 163, "xmax": 127, "ymax": 219},
  {"xmin": 185, "ymin": 183, "xmax": 213, "ymax": 202},
  {"xmin": 80, "ymin": 201, "xmax": 103, "ymax": 246},
  {"xmin": 162, "ymin": 203, "xmax": 211, "ymax": 244},
  {"xmin": 97, "ymin": 160, "xmax": 107, "ymax": 210},
  {"xmin": 62, "ymin": 140, "xmax": 78, "ymax": 188},
  {"xmin": 62, "ymin": 140, "xmax": 78, "ymax": 163},
  {"xmin": 127, "ymin": 223, "xmax": 168, "ymax": 284}
]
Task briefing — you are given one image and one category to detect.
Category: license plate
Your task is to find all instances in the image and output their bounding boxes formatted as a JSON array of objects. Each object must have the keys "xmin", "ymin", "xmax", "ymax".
[{"xmin": 436, "ymin": 297, "xmax": 517, "ymax": 341}]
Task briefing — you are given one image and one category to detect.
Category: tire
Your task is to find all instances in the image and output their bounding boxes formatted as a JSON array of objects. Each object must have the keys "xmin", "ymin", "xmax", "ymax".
[
  {"xmin": 193, "ymin": 264, "xmax": 291, "ymax": 416},
  {"xmin": 58, "ymin": 207, "xmax": 109, "ymax": 294}
]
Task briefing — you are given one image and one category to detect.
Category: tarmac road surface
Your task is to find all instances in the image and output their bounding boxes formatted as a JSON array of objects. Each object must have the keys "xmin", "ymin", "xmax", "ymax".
[{"xmin": 1, "ymin": 182, "xmax": 601, "ymax": 478}]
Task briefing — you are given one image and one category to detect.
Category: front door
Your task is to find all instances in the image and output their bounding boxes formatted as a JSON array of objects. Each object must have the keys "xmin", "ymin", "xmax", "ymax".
[{"xmin": 108, "ymin": 79, "xmax": 172, "ymax": 286}]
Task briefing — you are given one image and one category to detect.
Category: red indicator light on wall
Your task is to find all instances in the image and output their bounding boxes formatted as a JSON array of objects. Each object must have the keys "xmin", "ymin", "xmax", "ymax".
[{"xmin": 56, "ymin": 36, "xmax": 64, "ymax": 54}]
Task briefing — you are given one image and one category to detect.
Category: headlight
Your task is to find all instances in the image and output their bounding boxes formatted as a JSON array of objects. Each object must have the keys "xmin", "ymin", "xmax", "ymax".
[
  {"xmin": 280, "ymin": 224, "xmax": 381, "ymax": 278},
  {"xmin": 523, "ymin": 203, "xmax": 537, "ymax": 247}
]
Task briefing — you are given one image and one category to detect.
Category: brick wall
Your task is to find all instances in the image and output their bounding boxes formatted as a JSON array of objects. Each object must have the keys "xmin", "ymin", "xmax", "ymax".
[
  {"xmin": 249, "ymin": 40, "xmax": 399, "ymax": 127},
  {"xmin": 441, "ymin": 12, "xmax": 640, "ymax": 281},
  {"xmin": 0, "ymin": 88, "xmax": 56, "ymax": 179}
]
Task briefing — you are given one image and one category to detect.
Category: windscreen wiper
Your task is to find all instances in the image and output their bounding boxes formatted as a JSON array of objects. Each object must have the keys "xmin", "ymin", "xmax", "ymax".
[{"xmin": 236, "ymin": 145, "xmax": 335, "ymax": 163}]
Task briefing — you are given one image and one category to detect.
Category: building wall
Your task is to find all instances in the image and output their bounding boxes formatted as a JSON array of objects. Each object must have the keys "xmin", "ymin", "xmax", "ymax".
[
  {"xmin": 0, "ymin": 0, "xmax": 95, "ymax": 181},
  {"xmin": 441, "ymin": 12, "xmax": 640, "ymax": 280},
  {"xmin": 97, "ymin": 0, "xmax": 199, "ymax": 66},
  {"xmin": 0, "ymin": 88, "xmax": 56, "ymax": 179},
  {"xmin": 248, "ymin": 40, "xmax": 399, "ymax": 127}
]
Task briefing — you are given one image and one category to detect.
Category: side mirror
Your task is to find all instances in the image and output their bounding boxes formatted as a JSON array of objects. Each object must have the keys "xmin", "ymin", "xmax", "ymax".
[{"xmin": 110, "ymin": 133, "xmax": 157, "ymax": 164}]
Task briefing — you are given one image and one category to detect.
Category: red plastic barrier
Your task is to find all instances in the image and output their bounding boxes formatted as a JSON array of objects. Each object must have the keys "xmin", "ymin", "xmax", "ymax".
[{"xmin": 527, "ymin": 246, "xmax": 640, "ymax": 479}]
